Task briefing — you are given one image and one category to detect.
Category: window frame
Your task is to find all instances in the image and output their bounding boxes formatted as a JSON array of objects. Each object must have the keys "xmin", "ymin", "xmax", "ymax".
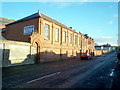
[
  {"xmin": 78, "ymin": 37, "xmax": 81, "ymax": 45},
  {"xmin": 74, "ymin": 35, "xmax": 77, "ymax": 45},
  {"xmin": 55, "ymin": 28, "xmax": 59, "ymax": 42},
  {"xmin": 44, "ymin": 24, "xmax": 50, "ymax": 40},
  {"xmin": 63, "ymin": 31, "xmax": 66, "ymax": 43},
  {"xmin": 69, "ymin": 33, "xmax": 72, "ymax": 44}
]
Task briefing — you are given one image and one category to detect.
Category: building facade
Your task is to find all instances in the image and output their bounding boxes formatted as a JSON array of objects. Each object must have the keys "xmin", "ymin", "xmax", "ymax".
[
  {"xmin": 2, "ymin": 11, "xmax": 94, "ymax": 63},
  {"xmin": 94, "ymin": 44, "xmax": 114, "ymax": 56}
]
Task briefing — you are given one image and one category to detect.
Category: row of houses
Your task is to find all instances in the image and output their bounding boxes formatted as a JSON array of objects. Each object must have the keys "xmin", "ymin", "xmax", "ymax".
[
  {"xmin": 94, "ymin": 44, "xmax": 116, "ymax": 56},
  {"xmin": 1, "ymin": 10, "xmax": 95, "ymax": 64}
]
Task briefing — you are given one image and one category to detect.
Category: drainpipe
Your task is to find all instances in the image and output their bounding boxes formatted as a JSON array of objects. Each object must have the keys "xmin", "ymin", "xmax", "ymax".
[{"xmin": 60, "ymin": 27, "xmax": 62, "ymax": 60}]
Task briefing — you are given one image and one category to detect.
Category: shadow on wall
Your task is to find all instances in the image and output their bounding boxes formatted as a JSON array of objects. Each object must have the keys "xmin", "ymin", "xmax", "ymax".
[
  {"xmin": 1, "ymin": 49, "xmax": 11, "ymax": 67},
  {"xmin": 39, "ymin": 50, "xmax": 81, "ymax": 63},
  {"xmin": 1, "ymin": 49, "xmax": 36, "ymax": 67},
  {"xmin": 1, "ymin": 49, "xmax": 82, "ymax": 67}
]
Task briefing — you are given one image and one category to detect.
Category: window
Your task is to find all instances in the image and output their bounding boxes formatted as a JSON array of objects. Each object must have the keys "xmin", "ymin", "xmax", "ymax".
[
  {"xmin": 55, "ymin": 28, "xmax": 59, "ymax": 42},
  {"xmin": 74, "ymin": 35, "xmax": 77, "ymax": 45},
  {"xmin": 69, "ymin": 33, "xmax": 72, "ymax": 44},
  {"xmin": 63, "ymin": 31, "xmax": 66, "ymax": 43},
  {"xmin": 78, "ymin": 37, "xmax": 81, "ymax": 45},
  {"xmin": 88, "ymin": 41, "xmax": 91, "ymax": 44},
  {"xmin": 82, "ymin": 38, "xmax": 84, "ymax": 45},
  {"xmin": 44, "ymin": 24, "xmax": 50, "ymax": 40}
]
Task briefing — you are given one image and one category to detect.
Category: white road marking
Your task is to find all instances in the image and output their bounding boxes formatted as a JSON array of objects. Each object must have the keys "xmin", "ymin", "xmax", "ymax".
[
  {"xmin": 26, "ymin": 72, "xmax": 61, "ymax": 84},
  {"xmin": 109, "ymin": 69, "xmax": 114, "ymax": 77}
]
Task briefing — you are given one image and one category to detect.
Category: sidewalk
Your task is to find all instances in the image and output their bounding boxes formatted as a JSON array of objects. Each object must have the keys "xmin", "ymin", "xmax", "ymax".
[
  {"xmin": 2, "ymin": 58, "xmax": 81, "ymax": 78},
  {"xmin": 3, "ymin": 58, "xmax": 83, "ymax": 88},
  {"xmin": 112, "ymin": 63, "xmax": 120, "ymax": 89}
]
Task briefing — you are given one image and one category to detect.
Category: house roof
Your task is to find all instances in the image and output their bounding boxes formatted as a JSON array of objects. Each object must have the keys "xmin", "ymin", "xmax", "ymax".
[
  {"xmin": 6, "ymin": 11, "xmax": 80, "ymax": 33},
  {"xmin": 84, "ymin": 34, "xmax": 89, "ymax": 39},
  {"xmin": 41, "ymin": 13, "xmax": 70, "ymax": 29},
  {"xmin": 1, "ymin": 28, "xmax": 6, "ymax": 32},
  {"xmin": 6, "ymin": 11, "xmax": 70, "ymax": 29},
  {"xmin": 6, "ymin": 12, "xmax": 41, "ymax": 26},
  {"xmin": 95, "ymin": 45, "xmax": 101, "ymax": 47},
  {"xmin": 6, "ymin": 11, "xmax": 88, "ymax": 37}
]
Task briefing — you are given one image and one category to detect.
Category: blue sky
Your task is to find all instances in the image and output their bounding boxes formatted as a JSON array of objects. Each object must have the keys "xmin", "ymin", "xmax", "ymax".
[{"xmin": 1, "ymin": 2, "xmax": 118, "ymax": 46}]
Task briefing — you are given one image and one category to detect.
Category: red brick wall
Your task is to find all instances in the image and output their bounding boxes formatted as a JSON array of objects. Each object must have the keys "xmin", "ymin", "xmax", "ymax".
[{"xmin": 2, "ymin": 18, "xmax": 39, "ymax": 42}]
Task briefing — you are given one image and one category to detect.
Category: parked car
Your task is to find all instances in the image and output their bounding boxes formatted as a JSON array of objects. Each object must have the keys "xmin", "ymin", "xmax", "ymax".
[{"xmin": 80, "ymin": 53, "xmax": 92, "ymax": 60}]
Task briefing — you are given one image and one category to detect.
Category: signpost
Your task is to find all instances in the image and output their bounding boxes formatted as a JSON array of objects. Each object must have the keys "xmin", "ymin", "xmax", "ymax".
[{"xmin": 24, "ymin": 25, "xmax": 34, "ymax": 35}]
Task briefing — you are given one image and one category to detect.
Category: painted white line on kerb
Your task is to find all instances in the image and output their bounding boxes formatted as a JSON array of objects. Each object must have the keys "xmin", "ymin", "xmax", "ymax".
[
  {"xmin": 109, "ymin": 69, "xmax": 114, "ymax": 77},
  {"xmin": 26, "ymin": 72, "xmax": 61, "ymax": 84}
]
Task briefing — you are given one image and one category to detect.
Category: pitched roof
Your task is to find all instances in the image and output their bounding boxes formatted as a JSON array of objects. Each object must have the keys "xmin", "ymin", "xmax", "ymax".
[
  {"xmin": 40, "ymin": 13, "xmax": 71, "ymax": 30},
  {"xmin": 5, "ymin": 11, "xmax": 83, "ymax": 35},
  {"xmin": 6, "ymin": 12, "xmax": 41, "ymax": 25},
  {"xmin": 1, "ymin": 28, "xmax": 6, "ymax": 32},
  {"xmin": 6, "ymin": 11, "xmax": 74, "ymax": 30}
]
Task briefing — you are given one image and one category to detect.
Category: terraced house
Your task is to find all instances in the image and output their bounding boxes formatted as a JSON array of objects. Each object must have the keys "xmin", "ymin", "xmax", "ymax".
[{"xmin": 2, "ymin": 10, "xmax": 94, "ymax": 63}]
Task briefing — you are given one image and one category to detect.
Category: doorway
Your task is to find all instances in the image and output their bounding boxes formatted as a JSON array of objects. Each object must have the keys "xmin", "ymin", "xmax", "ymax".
[{"xmin": 34, "ymin": 42, "xmax": 40, "ymax": 63}]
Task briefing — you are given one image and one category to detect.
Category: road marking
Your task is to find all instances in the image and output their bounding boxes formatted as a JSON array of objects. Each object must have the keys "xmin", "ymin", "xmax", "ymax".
[
  {"xmin": 26, "ymin": 72, "xmax": 61, "ymax": 84},
  {"xmin": 109, "ymin": 69, "xmax": 114, "ymax": 77}
]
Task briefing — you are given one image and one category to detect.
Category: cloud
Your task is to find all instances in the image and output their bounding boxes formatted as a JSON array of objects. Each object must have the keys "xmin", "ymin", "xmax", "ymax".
[
  {"xmin": 80, "ymin": 0, "xmax": 89, "ymax": 2},
  {"xmin": 42, "ymin": 2, "xmax": 87, "ymax": 8},
  {"xmin": 93, "ymin": 36, "xmax": 118, "ymax": 46},
  {"xmin": 49, "ymin": 2, "xmax": 72, "ymax": 8},
  {"xmin": 108, "ymin": 21, "xmax": 113, "ymax": 24}
]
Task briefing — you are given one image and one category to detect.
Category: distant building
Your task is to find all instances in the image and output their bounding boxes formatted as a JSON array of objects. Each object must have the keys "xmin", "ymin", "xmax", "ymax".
[
  {"xmin": 102, "ymin": 43, "xmax": 111, "ymax": 51},
  {"xmin": 94, "ymin": 43, "xmax": 115, "ymax": 56},
  {"xmin": 2, "ymin": 10, "xmax": 94, "ymax": 62},
  {"xmin": 95, "ymin": 45, "xmax": 101, "ymax": 50},
  {"xmin": 95, "ymin": 44, "xmax": 112, "ymax": 51}
]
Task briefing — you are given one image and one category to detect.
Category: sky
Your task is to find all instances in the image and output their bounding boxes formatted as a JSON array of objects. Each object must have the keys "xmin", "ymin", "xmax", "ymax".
[{"xmin": 1, "ymin": 1, "xmax": 119, "ymax": 46}]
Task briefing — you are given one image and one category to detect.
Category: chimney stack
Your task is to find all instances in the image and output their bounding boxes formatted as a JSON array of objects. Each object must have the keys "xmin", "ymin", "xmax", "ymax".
[
  {"xmin": 70, "ymin": 27, "xmax": 72, "ymax": 29},
  {"xmin": 38, "ymin": 10, "xmax": 40, "ymax": 13}
]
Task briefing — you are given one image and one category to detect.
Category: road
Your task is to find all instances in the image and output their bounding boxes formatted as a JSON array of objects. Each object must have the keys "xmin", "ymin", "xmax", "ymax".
[{"xmin": 2, "ymin": 51, "xmax": 117, "ymax": 88}]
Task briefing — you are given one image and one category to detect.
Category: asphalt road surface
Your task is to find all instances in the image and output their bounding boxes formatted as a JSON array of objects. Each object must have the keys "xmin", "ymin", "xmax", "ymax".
[{"xmin": 2, "ymin": 51, "xmax": 117, "ymax": 88}]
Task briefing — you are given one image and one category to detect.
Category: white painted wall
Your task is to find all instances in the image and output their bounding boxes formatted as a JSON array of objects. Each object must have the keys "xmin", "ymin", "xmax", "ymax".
[{"xmin": 0, "ymin": 40, "xmax": 37, "ymax": 67}]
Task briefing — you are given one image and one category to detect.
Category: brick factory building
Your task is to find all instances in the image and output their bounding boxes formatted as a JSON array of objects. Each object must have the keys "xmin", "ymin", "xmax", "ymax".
[{"xmin": 2, "ymin": 10, "xmax": 94, "ymax": 63}]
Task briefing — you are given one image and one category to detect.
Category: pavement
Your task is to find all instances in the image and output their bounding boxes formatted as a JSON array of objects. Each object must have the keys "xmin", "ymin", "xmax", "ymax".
[
  {"xmin": 2, "ymin": 51, "xmax": 119, "ymax": 89},
  {"xmin": 112, "ymin": 63, "xmax": 120, "ymax": 89}
]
